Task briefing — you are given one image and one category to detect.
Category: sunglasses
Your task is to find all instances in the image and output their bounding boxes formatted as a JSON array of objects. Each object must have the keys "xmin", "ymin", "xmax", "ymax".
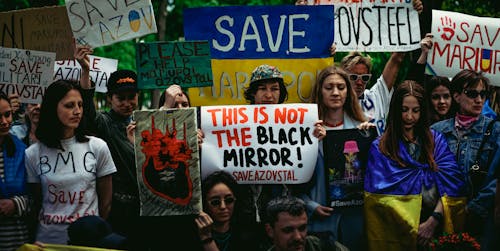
[
  {"xmin": 349, "ymin": 74, "xmax": 372, "ymax": 83},
  {"xmin": 463, "ymin": 89, "xmax": 487, "ymax": 99},
  {"xmin": 0, "ymin": 111, "xmax": 12, "ymax": 119},
  {"xmin": 431, "ymin": 94, "xmax": 451, "ymax": 100},
  {"xmin": 208, "ymin": 197, "xmax": 236, "ymax": 207}
]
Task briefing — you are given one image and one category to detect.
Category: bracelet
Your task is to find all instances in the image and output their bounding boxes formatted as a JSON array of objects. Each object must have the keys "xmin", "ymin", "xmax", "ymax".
[
  {"xmin": 431, "ymin": 211, "xmax": 444, "ymax": 224},
  {"xmin": 201, "ymin": 237, "xmax": 214, "ymax": 245}
]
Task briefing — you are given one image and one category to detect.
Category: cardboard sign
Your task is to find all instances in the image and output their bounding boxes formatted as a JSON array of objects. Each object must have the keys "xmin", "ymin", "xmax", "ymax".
[
  {"xmin": 315, "ymin": 0, "xmax": 421, "ymax": 52},
  {"xmin": 428, "ymin": 10, "xmax": 500, "ymax": 86},
  {"xmin": 136, "ymin": 41, "xmax": 212, "ymax": 89},
  {"xmin": 54, "ymin": 55, "xmax": 118, "ymax": 93},
  {"xmin": 200, "ymin": 104, "xmax": 318, "ymax": 184},
  {"xmin": 0, "ymin": 6, "xmax": 73, "ymax": 60},
  {"xmin": 323, "ymin": 128, "xmax": 377, "ymax": 207},
  {"xmin": 133, "ymin": 108, "xmax": 201, "ymax": 216},
  {"xmin": 184, "ymin": 5, "xmax": 335, "ymax": 105},
  {"xmin": 66, "ymin": 0, "xmax": 157, "ymax": 47},
  {"xmin": 0, "ymin": 47, "xmax": 55, "ymax": 103}
]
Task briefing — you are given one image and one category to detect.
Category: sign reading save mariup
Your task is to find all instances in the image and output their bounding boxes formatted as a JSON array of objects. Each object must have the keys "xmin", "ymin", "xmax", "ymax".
[
  {"xmin": 428, "ymin": 10, "xmax": 500, "ymax": 86},
  {"xmin": 0, "ymin": 47, "xmax": 55, "ymax": 103},
  {"xmin": 53, "ymin": 56, "xmax": 118, "ymax": 93},
  {"xmin": 315, "ymin": 0, "xmax": 421, "ymax": 52},
  {"xmin": 200, "ymin": 104, "xmax": 318, "ymax": 184},
  {"xmin": 66, "ymin": 0, "xmax": 157, "ymax": 47},
  {"xmin": 136, "ymin": 41, "xmax": 212, "ymax": 89}
]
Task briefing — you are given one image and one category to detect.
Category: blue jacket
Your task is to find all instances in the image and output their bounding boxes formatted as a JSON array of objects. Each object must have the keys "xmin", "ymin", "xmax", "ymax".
[
  {"xmin": 0, "ymin": 134, "xmax": 26, "ymax": 198},
  {"xmin": 432, "ymin": 115, "xmax": 500, "ymax": 218}
]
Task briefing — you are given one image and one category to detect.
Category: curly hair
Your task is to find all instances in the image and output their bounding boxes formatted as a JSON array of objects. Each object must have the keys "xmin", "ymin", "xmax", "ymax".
[{"xmin": 243, "ymin": 79, "xmax": 288, "ymax": 104}]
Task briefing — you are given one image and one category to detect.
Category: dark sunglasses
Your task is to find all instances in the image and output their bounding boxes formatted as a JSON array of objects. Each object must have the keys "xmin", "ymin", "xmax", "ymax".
[
  {"xmin": 431, "ymin": 94, "xmax": 451, "ymax": 100},
  {"xmin": 0, "ymin": 111, "xmax": 12, "ymax": 119},
  {"xmin": 208, "ymin": 197, "xmax": 236, "ymax": 207},
  {"xmin": 463, "ymin": 89, "xmax": 487, "ymax": 99},
  {"xmin": 349, "ymin": 74, "xmax": 372, "ymax": 83}
]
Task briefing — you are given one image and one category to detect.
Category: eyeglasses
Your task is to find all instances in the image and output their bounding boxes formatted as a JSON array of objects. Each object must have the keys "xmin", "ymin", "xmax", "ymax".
[
  {"xmin": 208, "ymin": 197, "xmax": 236, "ymax": 207},
  {"xmin": 431, "ymin": 94, "xmax": 451, "ymax": 100},
  {"xmin": 0, "ymin": 111, "xmax": 12, "ymax": 119},
  {"xmin": 463, "ymin": 89, "xmax": 487, "ymax": 99},
  {"xmin": 349, "ymin": 74, "xmax": 372, "ymax": 83}
]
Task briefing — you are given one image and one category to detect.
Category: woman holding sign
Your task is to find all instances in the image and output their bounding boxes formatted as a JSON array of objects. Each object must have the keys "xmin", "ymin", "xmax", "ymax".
[
  {"xmin": 299, "ymin": 66, "xmax": 374, "ymax": 251},
  {"xmin": 364, "ymin": 80, "xmax": 466, "ymax": 250},
  {"xmin": 25, "ymin": 80, "xmax": 116, "ymax": 244}
]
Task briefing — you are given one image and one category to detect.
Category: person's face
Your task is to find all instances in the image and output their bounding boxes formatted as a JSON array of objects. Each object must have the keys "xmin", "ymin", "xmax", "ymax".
[
  {"xmin": 108, "ymin": 91, "xmax": 138, "ymax": 117},
  {"xmin": 0, "ymin": 99, "xmax": 12, "ymax": 138},
  {"xmin": 172, "ymin": 93, "xmax": 189, "ymax": 109},
  {"xmin": 206, "ymin": 183, "xmax": 235, "ymax": 224},
  {"xmin": 430, "ymin": 85, "xmax": 452, "ymax": 116},
  {"xmin": 57, "ymin": 90, "xmax": 83, "ymax": 137},
  {"xmin": 266, "ymin": 212, "xmax": 308, "ymax": 251},
  {"xmin": 402, "ymin": 95, "xmax": 421, "ymax": 131},
  {"xmin": 321, "ymin": 74, "xmax": 347, "ymax": 111},
  {"xmin": 27, "ymin": 103, "xmax": 41, "ymax": 125},
  {"xmin": 454, "ymin": 81, "xmax": 486, "ymax": 117},
  {"xmin": 346, "ymin": 63, "xmax": 370, "ymax": 98},
  {"xmin": 254, "ymin": 82, "xmax": 281, "ymax": 104}
]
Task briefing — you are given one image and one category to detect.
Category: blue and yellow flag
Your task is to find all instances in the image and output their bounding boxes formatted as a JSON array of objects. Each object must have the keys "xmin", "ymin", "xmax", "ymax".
[{"xmin": 183, "ymin": 5, "xmax": 335, "ymax": 106}]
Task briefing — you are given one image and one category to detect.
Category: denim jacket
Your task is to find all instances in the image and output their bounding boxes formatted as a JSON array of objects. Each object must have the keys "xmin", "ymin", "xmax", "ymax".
[{"xmin": 431, "ymin": 115, "xmax": 500, "ymax": 218}]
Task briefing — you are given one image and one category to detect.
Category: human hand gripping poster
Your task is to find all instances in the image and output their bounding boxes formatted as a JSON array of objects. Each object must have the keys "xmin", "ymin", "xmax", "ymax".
[
  {"xmin": 133, "ymin": 108, "xmax": 201, "ymax": 216},
  {"xmin": 200, "ymin": 104, "xmax": 318, "ymax": 184}
]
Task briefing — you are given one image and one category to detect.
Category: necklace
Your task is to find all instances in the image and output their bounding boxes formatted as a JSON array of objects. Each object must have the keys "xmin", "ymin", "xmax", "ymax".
[{"xmin": 324, "ymin": 120, "xmax": 344, "ymax": 127}]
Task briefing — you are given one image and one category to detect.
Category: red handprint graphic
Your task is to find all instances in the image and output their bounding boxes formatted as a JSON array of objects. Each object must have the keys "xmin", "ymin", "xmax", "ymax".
[{"xmin": 438, "ymin": 16, "xmax": 456, "ymax": 41}]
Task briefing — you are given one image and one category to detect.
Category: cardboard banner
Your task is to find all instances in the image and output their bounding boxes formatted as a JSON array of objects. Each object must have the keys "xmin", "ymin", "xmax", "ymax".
[
  {"xmin": 54, "ymin": 56, "xmax": 118, "ymax": 93},
  {"xmin": 428, "ymin": 10, "xmax": 500, "ymax": 86},
  {"xmin": 136, "ymin": 41, "xmax": 213, "ymax": 89},
  {"xmin": 133, "ymin": 108, "xmax": 201, "ymax": 216},
  {"xmin": 66, "ymin": 0, "xmax": 158, "ymax": 47},
  {"xmin": 323, "ymin": 128, "xmax": 377, "ymax": 208},
  {"xmin": 0, "ymin": 47, "xmax": 55, "ymax": 104},
  {"xmin": 184, "ymin": 5, "xmax": 335, "ymax": 106},
  {"xmin": 0, "ymin": 6, "xmax": 73, "ymax": 60},
  {"xmin": 315, "ymin": 0, "xmax": 421, "ymax": 52},
  {"xmin": 200, "ymin": 104, "xmax": 318, "ymax": 184}
]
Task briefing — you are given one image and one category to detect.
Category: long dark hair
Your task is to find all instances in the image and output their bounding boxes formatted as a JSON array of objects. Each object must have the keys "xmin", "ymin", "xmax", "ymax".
[
  {"xmin": 312, "ymin": 66, "xmax": 365, "ymax": 122},
  {"xmin": 379, "ymin": 80, "xmax": 437, "ymax": 170},
  {"xmin": 201, "ymin": 171, "xmax": 244, "ymax": 223},
  {"xmin": 425, "ymin": 75, "xmax": 455, "ymax": 123},
  {"xmin": 0, "ymin": 92, "xmax": 16, "ymax": 157},
  {"xmin": 36, "ymin": 80, "xmax": 89, "ymax": 150}
]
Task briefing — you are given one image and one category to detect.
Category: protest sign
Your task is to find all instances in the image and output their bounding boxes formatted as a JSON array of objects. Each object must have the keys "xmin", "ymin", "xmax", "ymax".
[
  {"xmin": 0, "ymin": 47, "xmax": 55, "ymax": 103},
  {"xmin": 200, "ymin": 104, "xmax": 318, "ymax": 184},
  {"xmin": 314, "ymin": 0, "xmax": 421, "ymax": 52},
  {"xmin": 54, "ymin": 55, "xmax": 118, "ymax": 93},
  {"xmin": 0, "ymin": 6, "xmax": 73, "ymax": 60},
  {"xmin": 66, "ymin": 0, "xmax": 157, "ymax": 47},
  {"xmin": 323, "ymin": 128, "xmax": 377, "ymax": 208},
  {"xmin": 133, "ymin": 108, "xmax": 201, "ymax": 216},
  {"xmin": 428, "ymin": 10, "xmax": 500, "ymax": 86},
  {"xmin": 136, "ymin": 41, "xmax": 212, "ymax": 89},
  {"xmin": 184, "ymin": 5, "xmax": 334, "ymax": 106}
]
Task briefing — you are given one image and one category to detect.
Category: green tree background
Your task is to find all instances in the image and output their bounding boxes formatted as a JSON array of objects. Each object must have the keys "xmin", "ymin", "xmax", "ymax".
[{"xmin": 1, "ymin": 0, "xmax": 498, "ymax": 107}]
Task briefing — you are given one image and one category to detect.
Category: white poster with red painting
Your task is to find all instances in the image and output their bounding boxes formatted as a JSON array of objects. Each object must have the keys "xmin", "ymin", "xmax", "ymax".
[
  {"xmin": 200, "ymin": 104, "xmax": 318, "ymax": 184},
  {"xmin": 428, "ymin": 10, "xmax": 500, "ymax": 86},
  {"xmin": 133, "ymin": 108, "xmax": 201, "ymax": 216}
]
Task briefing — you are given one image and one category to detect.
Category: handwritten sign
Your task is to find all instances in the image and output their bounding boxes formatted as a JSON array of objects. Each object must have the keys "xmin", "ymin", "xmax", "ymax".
[
  {"xmin": 428, "ymin": 10, "xmax": 500, "ymax": 86},
  {"xmin": 0, "ymin": 47, "xmax": 55, "ymax": 103},
  {"xmin": 66, "ymin": 0, "xmax": 158, "ymax": 47},
  {"xmin": 133, "ymin": 108, "xmax": 202, "ymax": 216},
  {"xmin": 54, "ymin": 56, "xmax": 118, "ymax": 93},
  {"xmin": 0, "ymin": 6, "xmax": 73, "ymax": 60},
  {"xmin": 200, "ymin": 104, "xmax": 318, "ymax": 184},
  {"xmin": 315, "ymin": 0, "xmax": 421, "ymax": 52},
  {"xmin": 136, "ymin": 41, "xmax": 212, "ymax": 89},
  {"xmin": 184, "ymin": 5, "xmax": 334, "ymax": 105}
]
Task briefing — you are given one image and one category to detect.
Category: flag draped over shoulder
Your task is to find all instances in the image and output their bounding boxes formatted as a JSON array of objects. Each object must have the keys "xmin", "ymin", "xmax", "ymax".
[{"xmin": 364, "ymin": 131, "xmax": 466, "ymax": 251}]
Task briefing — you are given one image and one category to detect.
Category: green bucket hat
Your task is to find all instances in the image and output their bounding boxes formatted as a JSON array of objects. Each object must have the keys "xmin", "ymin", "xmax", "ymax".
[{"xmin": 250, "ymin": 64, "xmax": 283, "ymax": 85}]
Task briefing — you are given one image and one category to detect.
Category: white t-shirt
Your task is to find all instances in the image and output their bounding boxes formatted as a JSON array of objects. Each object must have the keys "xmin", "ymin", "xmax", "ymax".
[
  {"xmin": 25, "ymin": 136, "xmax": 116, "ymax": 244},
  {"xmin": 359, "ymin": 76, "xmax": 393, "ymax": 135}
]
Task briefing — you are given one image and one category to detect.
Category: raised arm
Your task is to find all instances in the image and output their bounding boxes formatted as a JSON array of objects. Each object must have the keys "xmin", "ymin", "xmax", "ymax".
[{"xmin": 381, "ymin": 52, "xmax": 405, "ymax": 91}]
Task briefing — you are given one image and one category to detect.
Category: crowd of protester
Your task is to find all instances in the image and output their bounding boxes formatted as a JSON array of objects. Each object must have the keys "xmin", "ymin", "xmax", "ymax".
[{"xmin": 1, "ymin": 0, "xmax": 500, "ymax": 251}]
